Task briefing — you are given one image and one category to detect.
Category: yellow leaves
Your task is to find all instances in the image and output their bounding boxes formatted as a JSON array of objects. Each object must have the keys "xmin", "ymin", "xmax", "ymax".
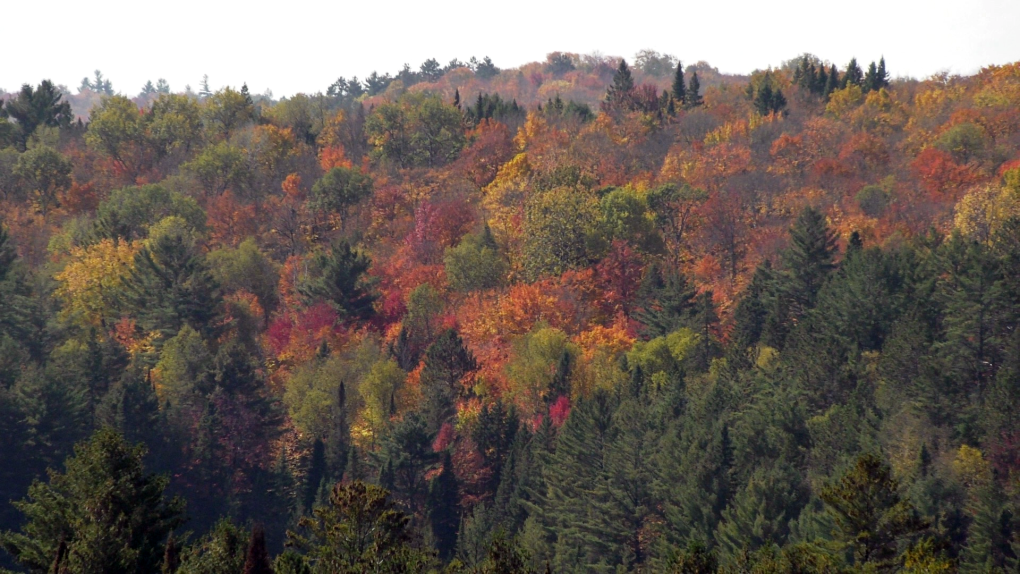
[
  {"xmin": 513, "ymin": 111, "xmax": 550, "ymax": 151},
  {"xmin": 54, "ymin": 239, "xmax": 139, "ymax": 329},
  {"xmin": 704, "ymin": 120, "xmax": 746, "ymax": 146},
  {"xmin": 825, "ymin": 85, "xmax": 863, "ymax": 118},
  {"xmin": 974, "ymin": 62, "xmax": 1020, "ymax": 108},
  {"xmin": 953, "ymin": 184, "xmax": 1020, "ymax": 243},
  {"xmin": 951, "ymin": 445, "xmax": 992, "ymax": 490}
]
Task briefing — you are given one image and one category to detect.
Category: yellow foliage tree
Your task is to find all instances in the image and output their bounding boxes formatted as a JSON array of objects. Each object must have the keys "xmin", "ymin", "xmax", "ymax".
[
  {"xmin": 953, "ymin": 184, "xmax": 1020, "ymax": 243},
  {"xmin": 826, "ymin": 85, "xmax": 864, "ymax": 118},
  {"xmin": 54, "ymin": 239, "xmax": 139, "ymax": 329}
]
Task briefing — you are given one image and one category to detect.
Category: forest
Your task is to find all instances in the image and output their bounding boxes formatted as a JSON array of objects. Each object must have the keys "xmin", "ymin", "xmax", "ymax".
[{"xmin": 0, "ymin": 50, "xmax": 1019, "ymax": 572}]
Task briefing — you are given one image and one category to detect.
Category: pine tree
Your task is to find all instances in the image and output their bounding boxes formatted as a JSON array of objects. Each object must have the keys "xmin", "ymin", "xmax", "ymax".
[
  {"xmin": 121, "ymin": 220, "xmax": 221, "ymax": 343},
  {"xmin": 634, "ymin": 264, "xmax": 698, "ymax": 339},
  {"xmin": 419, "ymin": 329, "xmax": 476, "ymax": 433},
  {"xmin": 824, "ymin": 64, "xmax": 840, "ymax": 97},
  {"xmin": 685, "ymin": 71, "xmax": 703, "ymax": 108},
  {"xmin": 819, "ymin": 453, "xmax": 927, "ymax": 569},
  {"xmin": 304, "ymin": 438, "xmax": 328, "ymax": 512},
  {"xmin": 960, "ymin": 482, "xmax": 1017, "ymax": 571},
  {"xmin": 782, "ymin": 207, "xmax": 838, "ymax": 322},
  {"xmin": 426, "ymin": 452, "xmax": 461, "ymax": 561},
  {"xmin": 0, "ymin": 427, "xmax": 185, "ymax": 573},
  {"xmin": 243, "ymin": 525, "xmax": 273, "ymax": 574},
  {"xmin": 287, "ymin": 481, "xmax": 437, "ymax": 572},
  {"xmin": 842, "ymin": 58, "xmax": 864, "ymax": 88},
  {"xmin": 877, "ymin": 57, "xmax": 889, "ymax": 88},
  {"xmin": 298, "ymin": 241, "xmax": 378, "ymax": 322},
  {"xmin": 604, "ymin": 59, "xmax": 636, "ymax": 111},
  {"xmin": 863, "ymin": 61, "xmax": 879, "ymax": 93},
  {"xmin": 549, "ymin": 349, "xmax": 572, "ymax": 401},
  {"xmin": 671, "ymin": 61, "xmax": 686, "ymax": 104},
  {"xmin": 162, "ymin": 532, "xmax": 181, "ymax": 573}
]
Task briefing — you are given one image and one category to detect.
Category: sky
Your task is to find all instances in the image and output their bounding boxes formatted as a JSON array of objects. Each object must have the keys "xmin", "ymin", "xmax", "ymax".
[{"xmin": 5, "ymin": 0, "xmax": 1020, "ymax": 98}]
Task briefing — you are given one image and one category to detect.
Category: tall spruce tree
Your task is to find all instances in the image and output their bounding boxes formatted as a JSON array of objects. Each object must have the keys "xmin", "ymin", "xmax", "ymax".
[
  {"xmin": 782, "ymin": 207, "xmax": 838, "ymax": 324},
  {"xmin": 121, "ymin": 218, "xmax": 221, "ymax": 343},
  {"xmin": 426, "ymin": 452, "xmax": 461, "ymax": 561},
  {"xmin": 685, "ymin": 71, "xmax": 703, "ymax": 108},
  {"xmin": 419, "ymin": 329, "xmax": 476, "ymax": 433},
  {"xmin": 819, "ymin": 453, "xmax": 927, "ymax": 569},
  {"xmin": 634, "ymin": 264, "xmax": 698, "ymax": 339},
  {"xmin": 671, "ymin": 61, "xmax": 687, "ymax": 105},
  {"xmin": 605, "ymin": 59, "xmax": 636, "ymax": 111},
  {"xmin": 298, "ymin": 241, "xmax": 378, "ymax": 322},
  {"xmin": 0, "ymin": 427, "xmax": 185, "ymax": 574}
]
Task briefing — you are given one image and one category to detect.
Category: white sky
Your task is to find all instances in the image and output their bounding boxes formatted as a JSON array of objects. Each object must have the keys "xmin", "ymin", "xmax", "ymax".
[{"xmin": 5, "ymin": 0, "xmax": 1020, "ymax": 98}]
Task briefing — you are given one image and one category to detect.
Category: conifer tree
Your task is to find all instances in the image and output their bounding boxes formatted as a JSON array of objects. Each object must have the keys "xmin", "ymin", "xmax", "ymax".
[
  {"xmin": 419, "ymin": 329, "xmax": 476, "ymax": 433},
  {"xmin": 819, "ymin": 453, "xmax": 927, "ymax": 569},
  {"xmin": 685, "ymin": 71, "xmax": 703, "ymax": 108},
  {"xmin": 121, "ymin": 218, "xmax": 221, "ymax": 342},
  {"xmin": 605, "ymin": 59, "xmax": 636, "ymax": 111},
  {"xmin": 634, "ymin": 264, "xmax": 698, "ymax": 339},
  {"xmin": 243, "ymin": 525, "xmax": 273, "ymax": 574},
  {"xmin": 863, "ymin": 61, "xmax": 880, "ymax": 92},
  {"xmin": 304, "ymin": 439, "xmax": 328, "ymax": 512},
  {"xmin": 298, "ymin": 241, "xmax": 378, "ymax": 322},
  {"xmin": 426, "ymin": 452, "xmax": 461, "ymax": 561},
  {"xmin": 877, "ymin": 56, "xmax": 889, "ymax": 88},
  {"xmin": 0, "ymin": 427, "xmax": 185, "ymax": 573},
  {"xmin": 824, "ymin": 64, "xmax": 840, "ymax": 97},
  {"xmin": 671, "ymin": 61, "xmax": 686, "ymax": 104},
  {"xmin": 842, "ymin": 58, "xmax": 864, "ymax": 88},
  {"xmin": 782, "ymin": 206, "xmax": 838, "ymax": 322}
]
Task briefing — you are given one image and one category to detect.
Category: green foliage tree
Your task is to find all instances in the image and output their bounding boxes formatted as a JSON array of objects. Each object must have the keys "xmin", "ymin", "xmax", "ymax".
[
  {"xmin": 2, "ymin": 80, "xmax": 72, "ymax": 150},
  {"xmin": 420, "ymin": 329, "xmax": 476, "ymax": 433},
  {"xmin": 445, "ymin": 224, "xmax": 507, "ymax": 294},
  {"xmin": 13, "ymin": 144, "xmax": 72, "ymax": 215},
  {"xmin": 0, "ymin": 427, "xmax": 184, "ymax": 574},
  {"xmin": 426, "ymin": 452, "xmax": 461, "ymax": 561},
  {"xmin": 671, "ymin": 62, "xmax": 687, "ymax": 104},
  {"xmin": 308, "ymin": 166, "xmax": 374, "ymax": 230},
  {"xmin": 685, "ymin": 71, "xmax": 703, "ymax": 108},
  {"xmin": 604, "ymin": 59, "xmax": 636, "ymax": 111},
  {"xmin": 298, "ymin": 241, "xmax": 378, "ymax": 322},
  {"xmin": 287, "ymin": 481, "xmax": 436, "ymax": 573},
  {"xmin": 522, "ymin": 187, "xmax": 600, "ymax": 280},
  {"xmin": 366, "ymin": 93, "xmax": 465, "ymax": 168},
  {"xmin": 120, "ymin": 217, "xmax": 221, "ymax": 342},
  {"xmin": 819, "ymin": 453, "xmax": 927, "ymax": 569}
]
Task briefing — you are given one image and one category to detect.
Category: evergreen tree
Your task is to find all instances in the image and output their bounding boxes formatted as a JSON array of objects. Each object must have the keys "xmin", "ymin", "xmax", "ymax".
[
  {"xmin": 842, "ymin": 58, "xmax": 864, "ymax": 88},
  {"xmin": 243, "ymin": 525, "xmax": 273, "ymax": 574},
  {"xmin": 298, "ymin": 241, "xmax": 378, "ymax": 322},
  {"xmin": 863, "ymin": 61, "xmax": 880, "ymax": 92},
  {"xmin": 0, "ymin": 427, "xmax": 185, "ymax": 574},
  {"xmin": 426, "ymin": 452, "xmax": 461, "ymax": 561},
  {"xmin": 287, "ymin": 481, "xmax": 437, "ymax": 573},
  {"xmin": 671, "ymin": 61, "xmax": 686, "ymax": 104},
  {"xmin": 824, "ymin": 64, "xmax": 840, "ymax": 97},
  {"xmin": 604, "ymin": 59, "xmax": 635, "ymax": 111},
  {"xmin": 877, "ymin": 57, "xmax": 889, "ymax": 88},
  {"xmin": 819, "ymin": 453, "xmax": 927, "ymax": 569},
  {"xmin": 634, "ymin": 264, "xmax": 697, "ymax": 339},
  {"xmin": 120, "ymin": 219, "xmax": 221, "ymax": 343},
  {"xmin": 685, "ymin": 71, "xmax": 703, "ymax": 108},
  {"xmin": 304, "ymin": 439, "xmax": 328, "ymax": 512},
  {"xmin": 419, "ymin": 329, "xmax": 476, "ymax": 433},
  {"xmin": 379, "ymin": 412, "xmax": 438, "ymax": 517},
  {"xmin": 782, "ymin": 207, "xmax": 838, "ymax": 323}
]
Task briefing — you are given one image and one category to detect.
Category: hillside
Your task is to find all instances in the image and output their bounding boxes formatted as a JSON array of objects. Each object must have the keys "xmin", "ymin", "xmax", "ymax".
[{"xmin": 1, "ymin": 51, "xmax": 1020, "ymax": 572}]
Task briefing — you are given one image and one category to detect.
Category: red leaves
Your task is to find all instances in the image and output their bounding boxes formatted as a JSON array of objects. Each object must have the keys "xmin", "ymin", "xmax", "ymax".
[
  {"xmin": 911, "ymin": 147, "xmax": 980, "ymax": 198},
  {"xmin": 549, "ymin": 395, "xmax": 570, "ymax": 428}
]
